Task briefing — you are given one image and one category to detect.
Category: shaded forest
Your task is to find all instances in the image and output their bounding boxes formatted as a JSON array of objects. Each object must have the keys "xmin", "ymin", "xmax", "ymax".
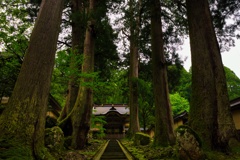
[{"xmin": 0, "ymin": 0, "xmax": 240, "ymax": 159}]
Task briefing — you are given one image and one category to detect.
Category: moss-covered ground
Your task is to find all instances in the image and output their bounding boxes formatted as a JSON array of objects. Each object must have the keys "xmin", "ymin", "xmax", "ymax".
[
  {"xmin": 78, "ymin": 139, "xmax": 106, "ymax": 160},
  {"xmin": 121, "ymin": 138, "xmax": 240, "ymax": 160}
]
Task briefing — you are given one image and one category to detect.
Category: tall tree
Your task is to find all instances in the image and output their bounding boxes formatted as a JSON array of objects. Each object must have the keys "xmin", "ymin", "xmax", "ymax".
[
  {"xmin": 71, "ymin": 0, "xmax": 96, "ymax": 149},
  {"xmin": 0, "ymin": 0, "xmax": 64, "ymax": 159},
  {"xmin": 150, "ymin": 0, "xmax": 175, "ymax": 147},
  {"xmin": 58, "ymin": 0, "xmax": 86, "ymax": 136},
  {"xmin": 128, "ymin": 0, "xmax": 141, "ymax": 137},
  {"xmin": 186, "ymin": 0, "xmax": 238, "ymax": 151}
]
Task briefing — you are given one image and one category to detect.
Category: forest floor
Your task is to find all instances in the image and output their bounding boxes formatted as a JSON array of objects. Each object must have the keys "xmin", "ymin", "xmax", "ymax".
[
  {"xmin": 121, "ymin": 139, "xmax": 240, "ymax": 160},
  {"xmin": 78, "ymin": 139, "xmax": 106, "ymax": 160},
  {"xmin": 75, "ymin": 138, "xmax": 240, "ymax": 160}
]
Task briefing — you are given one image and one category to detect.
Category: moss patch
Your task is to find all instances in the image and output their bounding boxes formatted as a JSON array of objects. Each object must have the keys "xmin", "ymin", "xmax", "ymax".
[
  {"xmin": 45, "ymin": 126, "xmax": 65, "ymax": 158},
  {"xmin": 78, "ymin": 139, "xmax": 106, "ymax": 160},
  {"xmin": 121, "ymin": 138, "xmax": 177, "ymax": 160},
  {"xmin": 0, "ymin": 138, "xmax": 33, "ymax": 160},
  {"xmin": 134, "ymin": 132, "xmax": 151, "ymax": 146},
  {"xmin": 122, "ymin": 138, "xmax": 240, "ymax": 160}
]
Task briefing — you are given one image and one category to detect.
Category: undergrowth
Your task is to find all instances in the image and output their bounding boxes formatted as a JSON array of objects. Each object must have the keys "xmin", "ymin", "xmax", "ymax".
[{"xmin": 121, "ymin": 138, "xmax": 240, "ymax": 160}]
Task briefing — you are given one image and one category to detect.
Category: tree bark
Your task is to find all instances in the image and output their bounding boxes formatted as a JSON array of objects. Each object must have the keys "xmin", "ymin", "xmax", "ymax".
[
  {"xmin": 128, "ymin": 0, "xmax": 140, "ymax": 137},
  {"xmin": 151, "ymin": 0, "xmax": 176, "ymax": 147},
  {"xmin": 0, "ymin": 0, "xmax": 64, "ymax": 159},
  {"xmin": 58, "ymin": 0, "xmax": 85, "ymax": 137},
  {"xmin": 71, "ymin": 0, "xmax": 96, "ymax": 149},
  {"xmin": 186, "ymin": 0, "xmax": 238, "ymax": 151}
]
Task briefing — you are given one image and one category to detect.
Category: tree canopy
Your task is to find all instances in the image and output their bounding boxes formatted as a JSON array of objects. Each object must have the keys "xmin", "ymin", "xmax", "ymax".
[{"xmin": 0, "ymin": 0, "xmax": 239, "ymax": 158}]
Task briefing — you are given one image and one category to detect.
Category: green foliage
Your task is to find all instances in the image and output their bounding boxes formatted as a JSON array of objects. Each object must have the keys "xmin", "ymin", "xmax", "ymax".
[
  {"xmin": 56, "ymin": 49, "xmax": 84, "ymax": 79},
  {"xmin": 224, "ymin": 66, "xmax": 240, "ymax": 100},
  {"xmin": 168, "ymin": 65, "xmax": 184, "ymax": 93},
  {"xmin": 170, "ymin": 93, "xmax": 190, "ymax": 116},
  {"xmin": 94, "ymin": 69, "xmax": 129, "ymax": 104},
  {"xmin": 0, "ymin": 52, "xmax": 23, "ymax": 97},
  {"xmin": 121, "ymin": 138, "xmax": 147, "ymax": 160},
  {"xmin": 0, "ymin": 1, "xmax": 33, "ymax": 97},
  {"xmin": 91, "ymin": 115, "xmax": 106, "ymax": 139},
  {"xmin": 169, "ymin": 66, "xmax": 239, "ymax": 103},
  {"xmin": 122, "ymin": 138, "xmax": 177, "ymax": 160},
  {"xmin": 138, "ymin": 78, "xmax": 155, "ymax": 131},
  {"xmin": 173, "ymin": 67, "xmax": 192, "ymax": 101},
  {"xmin": 50, "ymin": 50, "xmax": 83, "ymax": 107},
  {"xmin": 94, "ymin": 17, "xmax": 119, "ymax": 78},
  {"xmin": 0, "ymin": 138, "xmax": 33, "ymax": 160}
]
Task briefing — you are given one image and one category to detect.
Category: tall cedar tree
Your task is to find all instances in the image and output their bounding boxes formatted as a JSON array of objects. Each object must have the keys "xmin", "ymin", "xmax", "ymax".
[
  {"xmin": 58, "ymin": 0, "xmax": 85, "ymax": 137},
  {"xmin": 71, "ymin": 0, "xmax": 96, "ymax": 149},
  {"xmin": 0, "ymin": 0, "xmax": 64, "ymax": 159},
  {"xmin": 186, "ymin": 0, "xmax": 238, "ymax": 150},
  {"xmin": 128, "ymin": 0, "xmax": 140, "ymax": 137},
  {"xmin": 151, "ymin": 0, "xmax": 176, "ymax": 146}
]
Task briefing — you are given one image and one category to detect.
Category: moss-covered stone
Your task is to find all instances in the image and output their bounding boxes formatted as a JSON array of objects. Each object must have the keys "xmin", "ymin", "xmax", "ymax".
[
  {"xmin": 45, "ymin": 126, "xmax": 64, "ymax": 156},
  {"xmin": 176, "ymin": 125, "xmax": 202, "ymax": 147},
  {"xmin": 176, "ymin": 125, "xmax": 205, "ymax": 160},
  {"xmin": 134, "ymin": 132, "xmax": 151, "ymax": 146}
]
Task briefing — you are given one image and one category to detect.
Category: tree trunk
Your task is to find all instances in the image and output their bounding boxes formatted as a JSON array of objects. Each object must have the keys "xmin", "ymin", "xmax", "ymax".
[
  {"xmin": 58, "ymin": 0, "xmax": 85, "ymax": 137},
  {"xmin": 151, "ymin": 0, "xmax": 176, "ymax": 147},
  {"xmin": 128, "ymin": 0, "xmax": 140, "ymax": 137},
  {"xmin": 71, "ymin": 0, "xmax": 96, "ymax": 149},
  {"xmin": 0, "ymin": 0, "xmax": 63, "ymax": 159},
  {"xmin": 186, "ymin": 0, "xmax": 238, "ymax": 151}
]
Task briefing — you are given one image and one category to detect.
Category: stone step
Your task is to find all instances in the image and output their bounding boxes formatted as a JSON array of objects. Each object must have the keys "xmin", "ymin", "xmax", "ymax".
[{"xmin": 100, "ymin": 140, "xmax": 128, "ymax": 160}]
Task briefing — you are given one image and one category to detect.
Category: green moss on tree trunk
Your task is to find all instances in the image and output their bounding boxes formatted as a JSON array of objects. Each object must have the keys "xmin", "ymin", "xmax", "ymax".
[{"xmin": 0, "ymin": 0, "xmax": 64, "ymax": 159}]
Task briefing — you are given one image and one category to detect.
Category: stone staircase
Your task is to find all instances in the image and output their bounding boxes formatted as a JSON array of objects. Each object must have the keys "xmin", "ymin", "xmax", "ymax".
[{"xmin": 100, "ymin": 140, "xmax": 128, "ymax": 160}]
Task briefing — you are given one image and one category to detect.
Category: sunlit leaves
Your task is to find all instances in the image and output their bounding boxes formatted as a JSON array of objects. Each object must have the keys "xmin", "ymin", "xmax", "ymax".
[
  {"xmin": 0, "ymin": 1, "xmax": 37, "ymax": 97},
  {"xmin": 170, "ymin": 93, "xmax": 189, "ymax": 116}
]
